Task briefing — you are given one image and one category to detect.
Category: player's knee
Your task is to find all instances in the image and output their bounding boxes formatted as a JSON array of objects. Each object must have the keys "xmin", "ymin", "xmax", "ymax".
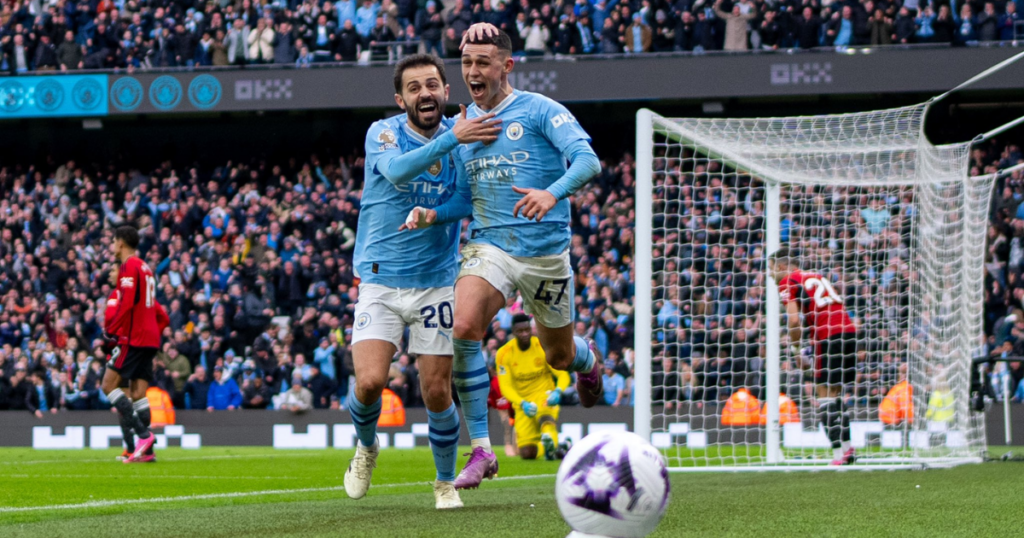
[
  {"xmin": 452, "ymin": 317, "xmax": 486, "ymax": 342},
  {"xmin": 519, "ymin": 445, "xmax": 538, "ymax": 460},
  {"xmin": 355, "ymin": 377, "xmax": 385, "ymax": 402},
  {"xmin": 420, "ymin": 381, "xmax": 451, "ymax": 409},
  {"xmin": 546, "ymin": 346, "xmax": 574, "ymax": 371}
]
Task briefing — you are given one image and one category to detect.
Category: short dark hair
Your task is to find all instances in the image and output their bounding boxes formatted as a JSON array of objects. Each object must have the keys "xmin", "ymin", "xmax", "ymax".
[
  {"xmin": 114, "ymin": 225, "xmax": 140, "ymax": 249},
  {"xmin": 512, "ymin": 313, "xmax": 531, "ymax": 326},
  {"xmin": 393, "ymin": 54, "xmax": 447, "ymax": 94},
  {"xmin": 465, "ymin": 29, "xmax": 513, "ymax": 55},
  {"xmin": 768, "ymin": 246, "xmax": 797, "ymax": 268}
]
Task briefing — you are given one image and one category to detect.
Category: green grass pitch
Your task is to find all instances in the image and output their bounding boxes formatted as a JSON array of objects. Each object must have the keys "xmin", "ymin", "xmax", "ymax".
[{"xmin": 0, "ymin": 447, "xmax": 1021, "ymax": 537}]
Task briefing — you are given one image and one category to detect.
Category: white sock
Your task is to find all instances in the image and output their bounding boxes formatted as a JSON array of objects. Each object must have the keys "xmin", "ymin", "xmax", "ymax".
[
  {"xmin": 841, "ymin": 441, "xmax": 851, "ymax": 453},
  {"xmin": 471, "ymin": 438, "xmax": 492, "ymax": 453},
  {"xmin": 834, "ymin": 447, "xmax": 844, "ymax": 460},
  {"xmin": 107, "ymin": 388, "xmax": 125, "ymax": 404}
]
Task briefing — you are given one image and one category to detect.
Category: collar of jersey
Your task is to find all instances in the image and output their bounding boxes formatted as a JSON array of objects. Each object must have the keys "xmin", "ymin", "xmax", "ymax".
[
  {"xmin": 470, "ymin": 89, "xmax": 520, "ymax": 118},
  {"xmin": 402, "ymin": 118, "xmax": 449, "ymax": 145}
]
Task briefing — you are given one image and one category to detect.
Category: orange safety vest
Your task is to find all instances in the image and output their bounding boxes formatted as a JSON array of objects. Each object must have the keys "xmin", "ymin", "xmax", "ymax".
[
  {"xmin": 378, "ymin": 388, "xmax": 406, "ymax": 427},
  {"xmin": 146, "ymin": 386, "xmax": 176, "ymax": 427},
  {"xmin": 879, "ymin": 380, "xmax": 913, "ymax": 425},
  {"xmin": 721, "ymin": 388, "xmax": 761, "ymax": 426},
  {"xmin": 759, "ymin": 394, "xmax": 801, "ymax": 425}
]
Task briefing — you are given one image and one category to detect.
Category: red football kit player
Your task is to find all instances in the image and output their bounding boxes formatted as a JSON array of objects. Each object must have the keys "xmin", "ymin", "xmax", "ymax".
[
  {"xmin": 769, "ymin": 247, "xmax": 857, "ymax": 465},
  {"xmin": 101, "ymin": 226, "xmax": 168, "ymax": 463}
]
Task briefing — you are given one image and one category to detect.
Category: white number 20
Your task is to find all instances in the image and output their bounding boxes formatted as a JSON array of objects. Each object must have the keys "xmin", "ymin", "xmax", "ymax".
[
  {"xmin": 145, "ymin": 275, "xmax": 156, "ymax": 308},
  {"xmin": 803, "ymin": 278, "xmax": 842, "ymax": 308}
]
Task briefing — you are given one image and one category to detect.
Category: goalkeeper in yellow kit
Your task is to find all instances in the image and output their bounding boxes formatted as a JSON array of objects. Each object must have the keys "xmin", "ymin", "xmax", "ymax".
[{"xmin": 496, "ymin": 314, "xmax": 572, "ymax": 460}]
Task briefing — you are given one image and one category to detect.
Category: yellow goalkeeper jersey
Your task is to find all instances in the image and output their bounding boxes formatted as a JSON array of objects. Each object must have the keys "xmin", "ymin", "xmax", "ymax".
[{"xmin": 495, "ymin": 337, "xmax": 571, "ymax": 407}]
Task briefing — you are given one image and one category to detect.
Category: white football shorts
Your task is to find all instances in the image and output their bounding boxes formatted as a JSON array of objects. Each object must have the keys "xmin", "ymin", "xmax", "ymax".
[
  {"xmin": 457, "ymin": 242, "xmax": 574, "ymax": 329},
  {"xmin": 352, "ymin": 283, "xmax": 455, "ymax": 355}
]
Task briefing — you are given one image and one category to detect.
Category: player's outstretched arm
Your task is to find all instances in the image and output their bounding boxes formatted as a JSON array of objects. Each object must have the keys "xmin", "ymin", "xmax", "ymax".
[{"xmin": 369, "ymin": 107, "xmax": 499, "ymax": 187}]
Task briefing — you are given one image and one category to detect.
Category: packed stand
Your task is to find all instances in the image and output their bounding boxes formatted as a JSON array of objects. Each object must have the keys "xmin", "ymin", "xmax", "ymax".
[
  {"xmin": 0, "ymin": 149, "xmax": 639, "ymax": 413},
  {"xmin": 2, "ymin": 0, "xmax": 1022, "ymax": 73}
]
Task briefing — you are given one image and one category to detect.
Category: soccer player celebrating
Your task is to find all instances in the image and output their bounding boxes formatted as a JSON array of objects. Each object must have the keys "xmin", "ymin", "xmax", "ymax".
[
  {"xmin": 402, "ymin": 28, "xmax": 604, "ymax": 489},
  {"xmin": 769, "ymin": 247, "xmax": 858, "ymax": 465},
  {"xmin": 103, "ymin": 225, "xmax": 169, "ymax": 463},
  {"xmin": 496, "ymin": 314, "xmax": 571, "ymax": 460},
  {"xmin": 345, "ymin": 54, "xmax": 500, "ymax": 510}
]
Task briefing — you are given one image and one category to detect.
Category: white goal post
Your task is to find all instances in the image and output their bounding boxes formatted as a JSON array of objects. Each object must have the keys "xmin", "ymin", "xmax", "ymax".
[{"xmin": 633, "ymin": 102, "xmax": 1007, "ymax": 471}]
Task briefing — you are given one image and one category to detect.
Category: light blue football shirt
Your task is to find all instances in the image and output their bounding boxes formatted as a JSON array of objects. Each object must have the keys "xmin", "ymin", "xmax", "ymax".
[
  {"xmin": 446, "ymin": 90, "xmax": 594, "ymax": 258},
  {"xmin": 355, "ymin": 114, "xmax": 460, "ymax": 289}
]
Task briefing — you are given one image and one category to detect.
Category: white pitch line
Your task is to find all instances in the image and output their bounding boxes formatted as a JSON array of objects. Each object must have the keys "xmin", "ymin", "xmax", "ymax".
[
  {"xmin": 0, "ymin": 452, "xmax": 319, "ymax": 466},
  {"xmin": 6, "ymin": 474, "xmax": 304, "ymax": 481},
  {"xmin": 0, "ymin": 473, "xmax": 556, "ymax": 514}
]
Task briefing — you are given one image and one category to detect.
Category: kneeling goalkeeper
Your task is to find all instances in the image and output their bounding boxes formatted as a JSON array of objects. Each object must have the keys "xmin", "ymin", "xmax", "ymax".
[{"xmin": 496, "ymin": 314, "xmax": 571, "ymax": 460}]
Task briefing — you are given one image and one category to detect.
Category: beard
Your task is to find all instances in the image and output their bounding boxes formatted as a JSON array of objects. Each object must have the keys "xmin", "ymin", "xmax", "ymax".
[{"xmin": 406, "ymin": 96, "xmax": 444, "ymax": 132}]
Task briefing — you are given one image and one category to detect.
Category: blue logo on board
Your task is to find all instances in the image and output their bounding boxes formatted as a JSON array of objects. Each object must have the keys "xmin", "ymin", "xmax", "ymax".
[
  {"xmin": 33, "ymin": 80, "xmax": 64, "ymax": 112},
  {"xmin": 0, "ymin": 80, "xmax": 26, "ymax": 113},
  {"xmin": 149, "ymin": 75, "xmax": 182, "ymax": 111},
  {"xmin": 72, "ymin": 78, "xmax": 103, "ymax": 110},
  {"xmin": 188, "ymin": 75, "xmax": 221, "ymax": 110},
  {"xmin": 110, "ymin": 77, "xmax": 144, "ymax": 111}
]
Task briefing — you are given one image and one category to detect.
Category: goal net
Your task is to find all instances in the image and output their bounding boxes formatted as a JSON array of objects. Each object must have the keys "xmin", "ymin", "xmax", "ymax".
[{"xmin": 634, "ymin": 104, "xmax": 993, "ymax": 470}]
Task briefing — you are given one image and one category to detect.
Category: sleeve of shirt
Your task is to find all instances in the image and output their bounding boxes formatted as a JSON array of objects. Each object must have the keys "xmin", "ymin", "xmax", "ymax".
[
  {"xmin": 495, "ymin": 347, "xmax": 524, "ymax": 407},
  {"xmin": 535, "ymin": 99, "xmax": 599, "ymax": 201},
  {"xmin": 550, "ymin": 363, "xmax": 572, "ymax": 392},
  {"xmin": 778, "ymin": 275, "xmax": 796, "ymax": 305},
  {"xmin": 433, "ymin": 151, "xmax": 474, "ymax": 224},
  {"xmin": 105, "ymin": 262, "xmax": 139, "ymax": 337},
  {"xmin": 155, "ymin": 302, "xmax": 170, "ymax": 333},
  {"xmin": 366, "ymin": 120, "xmax": 459, "ymax": 186}
]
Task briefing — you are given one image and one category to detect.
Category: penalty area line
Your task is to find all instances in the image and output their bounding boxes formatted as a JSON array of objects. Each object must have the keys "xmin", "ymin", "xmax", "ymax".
[{"xmin": 0, "ymin": 473, "xmax": 556, "ymax": 513}]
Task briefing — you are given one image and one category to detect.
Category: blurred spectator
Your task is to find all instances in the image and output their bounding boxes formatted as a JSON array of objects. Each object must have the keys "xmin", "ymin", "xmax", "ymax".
[
  {"xmin": 207, "ymin": 366, "xmax": 242, "ymax": 410},
  {"xmin": 602, "ymin": 359, "xmax": 626, "ymax": 406},
  {"xmin": 278, "ymin": 371, "xmax": 313, "ymax": 413}
]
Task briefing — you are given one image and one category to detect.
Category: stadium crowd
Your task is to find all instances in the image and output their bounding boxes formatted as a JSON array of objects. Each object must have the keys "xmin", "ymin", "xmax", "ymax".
[
  {"xmin": 1, "ymin": 0, "xmax": 1022, "ymax": 73},
  {"xmin": 0, "ymin": 133, "xmax": 1021, "ymax": 414},
  {"xmin": 0, "ymin": 146, "xmax": 637, "ymax": 413}
]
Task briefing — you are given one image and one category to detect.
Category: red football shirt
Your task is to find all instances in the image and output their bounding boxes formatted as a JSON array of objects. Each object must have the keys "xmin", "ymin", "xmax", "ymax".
[
  {"xmin": 779, "ymin": 270, "xmax": 856, "ymax": 342},
  {"xmin": 105, "ymin": 256, "xmax": 169, "ymax": 348}
]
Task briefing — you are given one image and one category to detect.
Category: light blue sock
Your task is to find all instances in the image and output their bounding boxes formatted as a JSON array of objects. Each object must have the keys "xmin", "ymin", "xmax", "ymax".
[
  {"xmin": 427, "ymin": 403, "xmax": 460, "ymax": 482},
  {"xmin": 569, "ymin": 336, "xmax": 596, "ymax": 373},
  {"xmin": 347, "ymin": 394, "xmax": 382, "ymax": 448},
  {"xmin": 453, "ymin": 338, "xmax": 491, "ymax": 442}
]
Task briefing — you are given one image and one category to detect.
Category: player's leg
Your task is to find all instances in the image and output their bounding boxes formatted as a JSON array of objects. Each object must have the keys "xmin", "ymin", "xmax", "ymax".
[
  {"xmin": 518, "ymin": 251, "xmax": 603, "ymax": 407},
  {"xmin": 514, "ymin": 411, "xmax": 541, "ymax": 460},
  {"xmin": 538, "ymin": 408, "xmax": 560, "ymax": 461},
  {"xmin": 116, "ymin": 377, "xmax": 135, "ymax": 459},
  {"xmin": 102, "ymin": 363, "xmax": 135, "ymax": 459},
  {"xmin": 410, "ymin": 286, "xmax": 464, "ymax": 509},
  {"xmin": 822, "ymin": 335, "xmax": 854, "ymax": 465},
  {"xmin": 346, "ymin": 286, "xmax": 404, "ymax": 499},
  {"xmin": 451, "ymin": 245, "xmax": 512, "ymax": 489},
  {"xmin": 129, "ymin": 377, "xmax": 156, "ymax": 460},
  {"xmin": 124, "ymin": 348, "xmax": 158, "ymax": 462},
  {"xmin": 418, "ymin": 353, "xmax": 463, "ymax": 509}
]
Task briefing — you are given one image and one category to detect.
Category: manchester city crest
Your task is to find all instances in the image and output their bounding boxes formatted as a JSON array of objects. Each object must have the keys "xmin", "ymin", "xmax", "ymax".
[
  {"xmin": 355, "ymin": 313, "xmax": 372, "ymax": 330},
  {"xmin": 506, "ymin": 121, "xmax": 524, "ymax": 141},
  {"xmin": 110, "ymin": 77, "xmax": 143, "ymax": 111},
  {"xmin": 149, "ymin": 75, "xmax": 183, "ymax": 111},
  {"xmin": 0, "ymin": 80, "xmax": 27, "ymax": 113},
  {"xmin": 72, "ymin": 78, "xmax": 103, "ymax": 110},
  {"xmin": 188, "ymin": 74, "xmax": 222, "ymax": 110},
  {"xmin": 33, "ymin": 80, "xmax": 64, "ymax": 112}
]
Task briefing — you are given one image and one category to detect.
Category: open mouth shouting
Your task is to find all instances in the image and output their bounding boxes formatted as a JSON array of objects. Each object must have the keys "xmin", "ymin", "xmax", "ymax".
[{"xmin": 468, "ymin": 80, "xmax": 487, "ymax": 100}]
